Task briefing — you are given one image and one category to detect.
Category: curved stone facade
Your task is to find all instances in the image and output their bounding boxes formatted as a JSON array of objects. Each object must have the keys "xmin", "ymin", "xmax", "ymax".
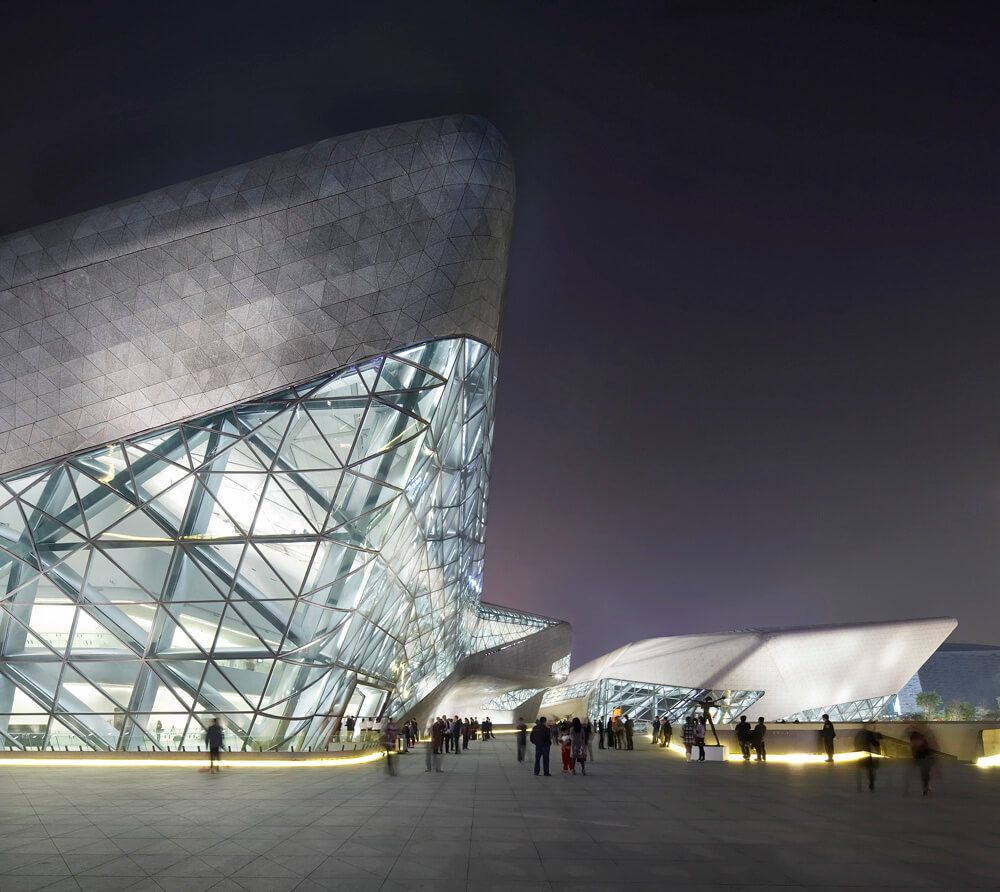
[{"xmin": 0, "ymin": 114, "xmax": 514, "ymax": 474}]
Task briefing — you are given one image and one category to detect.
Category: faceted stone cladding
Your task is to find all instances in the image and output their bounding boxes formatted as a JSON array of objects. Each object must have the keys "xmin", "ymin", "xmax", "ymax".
[
  {"xmin": 0, "ymin": 114, "xmax": 514, "ymax": 474},
  {"xmin": 0, "ymin": 337, "xmax": 549, "ymax": 752}
]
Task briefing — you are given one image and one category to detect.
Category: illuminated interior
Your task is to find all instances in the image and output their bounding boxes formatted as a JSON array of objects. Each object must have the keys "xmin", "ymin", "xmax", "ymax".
[{"xmin": 0, "ymin": 337, "xmax": 538, "ymax": 752}]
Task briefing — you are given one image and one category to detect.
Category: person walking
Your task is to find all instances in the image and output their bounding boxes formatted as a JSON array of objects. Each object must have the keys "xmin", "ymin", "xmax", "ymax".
[
  {"xmin": 906, "ymin": 727, "xmax": 933, "ymax": 796},
  {"xmin": 682, "ymin": 716, "xmax": 696, "ymax": 760},
  {"xmin": 651, "ymin": 716, "xmax": 661, "ymax": 744},
  {"xmin": 694, "ymin": 716, "xmax": 706, "ymax": 761},
  {"xmin": 345, "ymin": 715, "xmax": 356, "ymax": 742},
  {"xmin": 530, "ymin": 717, "xmax": 552, "ymax": 776},
  {"xmin": 571, "ymin": 717, "xmax": 587, "ymax": 775},
  {"xmin": 516, "ymin": 717, "xmax": 528, "ymax": 762},
  {"xmin": 820, "ymin": 714, "xmax": 836, "ymax": 763},
  {"xmin": 624, "ymin": 715, "xmax": 634, "ymax": 750},
  {"xmin": 597, "ymin": 717, "xmax": 606, "ymax": 749},
  {"xmin": 854, "ymin": 723, "xmax": 881, "ymax": 791},
  {"xmin": 462, "ymin": 718, "xmax": 471, "ymax": 750},
  {"xmin": 382, "ymin": 717, "xmax": 399, "ymax": 775},
  {"xmin": 735, "ymin": 716, "xmax": 753, "ymax": 761},
  {"xmin": 753, "ymin": 717, "xmax": 767, "ymax": 761},
  {"xmin": 205, "ymin": 718, "xmax": 224, "ymax": 773},
  {"xmin": 451, "ymin": 716, "xmax": 462, "ymax": 754},
  {"xmin": 583, "ymin": 717, "xmax": 594, "ymax": 762}
]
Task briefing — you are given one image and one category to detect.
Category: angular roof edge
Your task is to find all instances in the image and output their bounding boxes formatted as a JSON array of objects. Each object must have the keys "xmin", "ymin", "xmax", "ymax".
[{"xmin": 0, "ymin": 115, "xmax": 515, "ymax": 473}]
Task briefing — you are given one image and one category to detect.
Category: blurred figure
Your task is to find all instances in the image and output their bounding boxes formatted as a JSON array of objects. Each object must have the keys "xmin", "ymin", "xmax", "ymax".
[
  {"xmin": 516, "ymin": 716, "xmax": 528, "ymax": 762},
  {"xmin": 584, "ymin": 717, "xmax": 595, "ymax": 762},
  {"xmin": 854, "ymin": 723, "xmax": 881, "ymax": 791},
  {"xmin": 345, "ymin": 714, "xmax": 356, "ymax": 742},
  {"xmin": 597, "ymin": 716, "xmax": 606, "ymax": 749},
  {"xmin": 906, "ymin": 725, "xmax": 934, "ymax": 796},
  {"xmin": 660, "ymin": 716, "xmax": 672, "ymax": 748},
  {"xmin": 651, "ymin": 715, "xmax": 661, "ymax": 744},
  {"xmin": 820, "ymin": 714, "xmax": 836, "ymax": 762},
  {"xmin": 205, "ymin": 718, "xmax": 224, "ymax": 773},
  {"xmin": 753, "ymin": 717, "xmax": 767, "ymax": 762},
  {"xmin": 682, "ymin": 716, "xmax": 696, "ymax": 760},
  {"xmin": 736, "ymin": 716, "xmax": 752, "ymax": 761},
  {"xmin": 382, "ymin": 717, "xmax": 399, "ymax": 775},
  {"xmin": 451, "ymin": 715, "xmax": 462, "ymax": 754},
  {"xmin": 571, "ymin": 717, "xmax": 587, "ymax": 775},
  {"xmin": 560, "ymin": 723, "xmax": 575, "ymax": 773},
  {"xmin": 624, "ymin": 715, "xmax": 634, "ymax": 750},
  {"xmin": 426, "ymin": 716, "xmax": 445, "ymax": 772},
  {"xmin": 462, "ymin": 717, "xmax": 471, "ymax": 750}
]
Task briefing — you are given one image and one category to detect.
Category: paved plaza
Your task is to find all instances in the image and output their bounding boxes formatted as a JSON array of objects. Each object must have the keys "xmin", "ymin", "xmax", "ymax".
[{"xmin": 0, "ymin": 737, "xmax": 996, "ymax": 891}]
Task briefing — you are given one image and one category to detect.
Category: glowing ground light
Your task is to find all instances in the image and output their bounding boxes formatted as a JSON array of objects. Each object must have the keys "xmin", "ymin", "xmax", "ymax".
[
  {"xmin": 975, "ymin": 753, "xmax": 1000, "ymax": 768},
  {"xmin": 0, "ymin": 752, "xmax": 386, "ymax": 768},
  {"xmin": 662, "ymin": 741, "xmax": 882, "ymax": 763}
]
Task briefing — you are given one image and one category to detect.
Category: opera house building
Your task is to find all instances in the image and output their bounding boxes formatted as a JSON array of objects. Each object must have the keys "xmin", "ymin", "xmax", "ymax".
[{"xmin": 0, "ymin": 115, "xmax": 958, "ymax": 752}]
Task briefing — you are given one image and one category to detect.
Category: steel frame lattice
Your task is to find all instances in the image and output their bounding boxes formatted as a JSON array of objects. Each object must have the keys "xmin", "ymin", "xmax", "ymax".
[
  {"xmin": 0, "ymin": 336, "xmax": 501, "ymax": 752},
  {"xmin": 542, "ymin": 677, "xmax": 764, "ymax": 726},
  {"xmin": 780, "ymin": 696, "xmax": 895, "ymax": 723}
]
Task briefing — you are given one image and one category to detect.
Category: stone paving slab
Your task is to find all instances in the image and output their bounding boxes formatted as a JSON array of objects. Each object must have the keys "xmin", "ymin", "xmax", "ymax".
[{"xmin": 0, "ymin": 737, "xmax": 996, "ymax": 890}]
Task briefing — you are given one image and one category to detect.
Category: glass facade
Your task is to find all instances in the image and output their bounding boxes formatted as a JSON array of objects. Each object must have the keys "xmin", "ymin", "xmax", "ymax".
[
  {"xmin": 780, "ymin": 695, "xmax": 895, "ymax": 723},
  {"xmin": 543, "ymin": 677, "xmax": 764, "ymax": 726},
  {"xmin": 0, "ymin": 337, "xmax": 518, "ymax": 751}
]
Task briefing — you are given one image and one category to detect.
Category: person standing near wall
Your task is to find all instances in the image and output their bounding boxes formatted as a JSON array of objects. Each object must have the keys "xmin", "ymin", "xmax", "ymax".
[
  {"xmin": 694, "ymin": 716, "xmax": 706, "ymax": 761},
  {"xmin": 820, "ymin": 715, "xmax": 836, "ymax": 763},
  {"xmin": 735, "ymin": 716, "xmax": 752, "ymax": 761},
  {"xmin": 753, "ymin": 717, "xmax": 767, "ymax": 762}
]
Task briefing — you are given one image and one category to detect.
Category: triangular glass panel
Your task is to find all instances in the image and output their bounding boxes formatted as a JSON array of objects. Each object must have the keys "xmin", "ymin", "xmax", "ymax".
[
  {"xmin": 140, "ymin": 474, "xmax": 196, "ymax": 534},
  {"xmin": 66, "ymin": 660, "xmax": 141, "ymax": 710},
  {"xmin": 212, "ymin": 602, "xmax": 276, "ymax": 655},
  {"xmin": 70, "ymin": 443, "xmax": 134, "ymax": 492},
  {"xmin": 326, "ymin": 502, "xmax": 395, "ymax": 551},
  {"xmin": 156, "ymin": 659, "xmax": 208, "ymax": 707},
  {"xmin": 0, "ymin": 494, "xmax": 37, "ymax": 568},
  {"xmin": 275, "ymin": 411, "xmax": 344, "ymax": 470},
  {"xmin": 267, "ymin": 472, "xmax": 335, "ymax": 532},
  {"xmin": 307, "ymin": 367, "xmax": 370, "ymax": 400},
  {"xmin": 79, "ymin": 603, "xmax": 153, "ymax": 654},
  {"xmin": 395, "ymin": 339, "xmax": 461, "ymax": 378},
  {"xmin": 148, "ymin": 605, "xmax": 211, "ymax": 655},
  {"xmin": 224, "ymin": 596, "xmax": 291, "ymax": 651},
  {"xmin": 126, "ymin": 451, "xmax": 192, "ymax": 502},
  {"xmin": 250, "ymin": 476, "xmax": 320, "ymax": 537},
  {"xmin": 350, "ymin": 401, "xmax": 425, "ymax": 463},
  {"xmin": 85, "ymin": 546, "xmax": 172, "ymax": 603},
  {"xmin": 165, "ymin": 547, "xmax": 233, "ymax": 602},
  {"xmin": 375, "ymin": 356, "xmax": 446, "ymax": 393},
  {"xmin": 182, "ymin": 424, "xmax": 241, "ymax": 470},
  {"xmin": 129, "ymin": 427, "xmax": 192, "ymax": 468},
  {"xmin": 72, "ymin": 604, "xmax": 147, "ymax": 656},
  {"xmin": 193, "ymin": 472, "xmax": 266, "ymax": 535},
  {"xmin": 196, "ymin": 661, "xmax": 257, "ymax": 712},
  {"xmin": 374, "ymin": 387, "xmax": 444, "ymax": 423},
  {"xmin": 2, "ymin": 469, "xmax": 51, "ymax": 498},
  {"xmin": 240, "ymin": 411, "xmax": 292, "ymax": 468},
  {"xmin": 56, "ymin": 662, "xmax": 122, "ymax": 715},
  {"xmin": 244, "ymin": 539, "xmax": 315, "ymax": 598},
  {"xmin": 326, "ymin": 470, "xmax": 402, "ymax": 529},
  {"xmin": 307, "ymin": 398, "xmax": 367, "ymax": 461},
  {"xmin": 202, "ymin": 438, "xmax": 272, "ymax": 475},
  {"xmin": 97, "ymin": 506, "xmax": 173, "ymax": 545}
]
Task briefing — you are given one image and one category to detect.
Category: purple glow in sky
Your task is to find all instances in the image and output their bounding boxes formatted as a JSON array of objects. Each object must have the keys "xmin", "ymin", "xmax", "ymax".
[{"xmin": 3, "ymin": 1, "xmax": 999, "ymax": 665}]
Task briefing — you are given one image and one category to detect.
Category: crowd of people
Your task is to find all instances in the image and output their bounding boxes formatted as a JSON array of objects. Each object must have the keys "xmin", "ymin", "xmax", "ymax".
[{"xmin": 364, "ymin": 707, "xmax": 941, "ymax": 795}]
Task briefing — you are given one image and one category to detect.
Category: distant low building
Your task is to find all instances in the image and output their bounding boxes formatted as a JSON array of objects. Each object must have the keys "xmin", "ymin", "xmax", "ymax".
[{"xmin": 896, "ymin": 643, "xmax": 1000, "ymax": 714}]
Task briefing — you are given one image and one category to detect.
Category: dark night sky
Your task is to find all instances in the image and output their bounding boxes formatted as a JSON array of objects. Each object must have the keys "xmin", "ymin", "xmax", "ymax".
[{"xmin": 3, "ymin": 1, "xmax": 1000, "ymax": 665}]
